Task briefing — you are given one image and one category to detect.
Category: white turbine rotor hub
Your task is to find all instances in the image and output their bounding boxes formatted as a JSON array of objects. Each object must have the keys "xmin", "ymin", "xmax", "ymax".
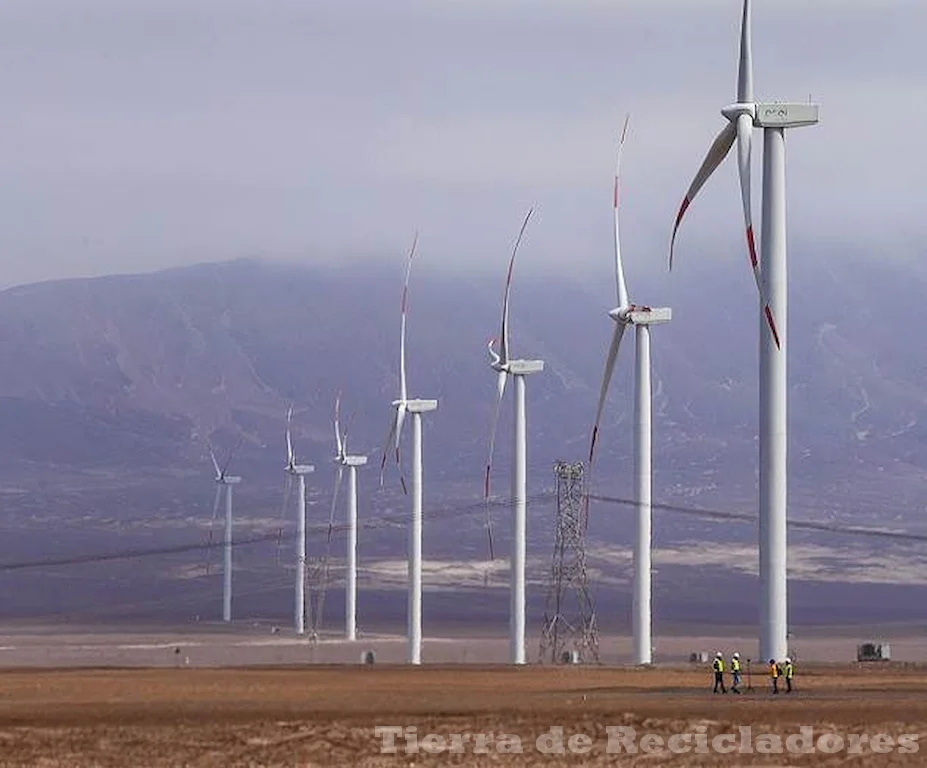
[{"xmin": 721, "ymin": 102, "xmax": 756, "ymax": 122}]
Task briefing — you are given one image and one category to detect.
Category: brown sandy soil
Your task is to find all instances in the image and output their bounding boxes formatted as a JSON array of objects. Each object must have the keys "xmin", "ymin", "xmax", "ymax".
[{"xmin": 0, "ymin": 664, "xmax": 925, "ymax": 766}]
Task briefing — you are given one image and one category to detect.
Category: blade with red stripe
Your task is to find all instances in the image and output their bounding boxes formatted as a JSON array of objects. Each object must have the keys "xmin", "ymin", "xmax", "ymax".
[
  {"xmin": 588, "ymin": 322, "xmax": 627, "ymax": 466},
  {"xmin": 669, "ymin": 121, "xmax": 736, "ymax": 271}
]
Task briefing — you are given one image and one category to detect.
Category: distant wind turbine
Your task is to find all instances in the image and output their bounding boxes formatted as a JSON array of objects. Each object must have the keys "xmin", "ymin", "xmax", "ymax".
[
  {"xmin": 484, "ymin": 209, "xmax": 544, "ymax": 666},
  {"xmin": 588, "ymin": 115, "xmax": 671, "ymax": 666},
  {"xmin": 208, "ymin": 440, "xmax": 242, "ymax": 623},
  {"xmin": 379, "ymin": 233, "xmax": 438, "ymax": 665},
  {"xmin": 331, "ymin": 392, "xmax": 367, "ymax": 641},
  {"xmin": 283, "ymin": 406, "xmax": 315, "ymax": 636},
  {"xmin": 668, "ymin": 0, "xmax": 819, "ymax": 661}
]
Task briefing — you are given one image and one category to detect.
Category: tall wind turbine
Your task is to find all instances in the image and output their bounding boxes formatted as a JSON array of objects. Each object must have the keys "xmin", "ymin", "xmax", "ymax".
[
  {"xmin": 588, "ymin": 116, "xmax": 671, "ymax": 666},
  {"xmin": 668, "ymin": 0, "xmax": 819, "ymax": 661},
  {"xmin": 284, "ymin": 407, "xmax": 315, "ymax": 636},
  {"xmin": 485, "ymin": 209, "xmax": 544, "ymax": 666},
  {"xmin": 379, "ymin": 233, "xmax": 438, "ymax": 665},
  {"xmin": 208, "ymin": 442, "xmax": 242, "ymax": 623},
  {"xmin": 331, "ymin": 392, "xmax": 367, "ymax": 641}
]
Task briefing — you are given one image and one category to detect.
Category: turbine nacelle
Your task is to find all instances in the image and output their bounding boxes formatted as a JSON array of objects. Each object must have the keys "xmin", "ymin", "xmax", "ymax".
[
  {"xmin": 218, "ymin": 475, "xmax": 242, "ymax": 485},
  {"xmin": 288, "ymin": 464, "xmax": 315, "ymax": 475},
  {"xmin": 609, "ymin": 305, "xmax": 673, "ymax": 326},
  {"xmin": 614, "ymin": 306, "xmax": 673, "ymax": 325},
  {"xmin": 335, "ymin": 446, "xmax": 368, "ymax": 468},
  {"xmin": 754, "ymin": 102, "xmax": 820, "ymax": 129},
  {"xmin": 502, "ymin": 359, "xmax": 544, "ymax": 376},
  {"xmin": 402, "ymin": 398, "xmax": 438, "ymax": 414}
]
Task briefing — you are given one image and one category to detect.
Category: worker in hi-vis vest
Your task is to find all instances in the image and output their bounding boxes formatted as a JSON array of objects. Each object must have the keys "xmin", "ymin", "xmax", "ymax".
[
  {"xmin": 730, "ymin": 652, "xmax": 742, "ymax": 694},
  {"xmin": 783, "ymin": 657, "xmax": 794, "ymax": 693},
  {"xmin": 768, "ymin": 658, "xmax": 781, "ymax": 694},
  {"xmin": 712, "ymin": 652, "xmax": 726, "ymax": 694}
]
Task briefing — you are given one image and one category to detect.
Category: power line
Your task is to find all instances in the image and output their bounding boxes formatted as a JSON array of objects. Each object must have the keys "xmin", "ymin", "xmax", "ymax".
[
  {"xmin": 6, "ymin": 487, "xmax": 920, "ymax": 576},
  {"xmin": 0, "ymin": 492, "xmax": 556, "ymax": 573},
  {"xmin": 586, "ymin": 493, "xmax": 927, "ymax": 544}
]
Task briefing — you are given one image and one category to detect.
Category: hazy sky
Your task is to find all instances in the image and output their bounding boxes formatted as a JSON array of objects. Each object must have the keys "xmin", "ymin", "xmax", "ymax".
[{"xmin": 1, "ymin": 0, "xmax": 924, "ymax": 287}]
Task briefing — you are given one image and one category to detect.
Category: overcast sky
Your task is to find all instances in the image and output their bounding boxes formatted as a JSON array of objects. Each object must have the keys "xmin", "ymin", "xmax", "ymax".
[{"xmin": 1, "ymin": 0, "xmax": 924, "ymax": 287}]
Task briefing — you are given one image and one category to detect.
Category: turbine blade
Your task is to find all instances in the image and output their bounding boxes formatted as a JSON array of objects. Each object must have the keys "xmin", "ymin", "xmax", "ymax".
[
  {"xmin": 342, "ymin": 407, "xmax": 357, "ymax": 456},
  {"xmin": 208, "ymin": 443, "xmax": 221, "ymax": 478},
  {"xmin": 285, "ymin": 405, "xmax": 295, "ymax": 467},
  {"xmin": 333, "ymin": 391, "xmax": 343, "ymax": 458},
  {"xmin": 737, "ymin": 0, "xmax": 753, "ymax": 104},
  {"xmin": 482, "ymin": 369, "xmax": 508, "ymax": 563},
  {"xmin": 275, "ymin": 472, "xmax": 294, "ymax": 566},
  {"xmin": 500, "ymin": 208, "xmax": 534, "ymax": 363},
  {"xmin": 736, "ymin": 114, "xmax": 757, "ymax": 278},
  {"xmin": 487, "ymin": 337, "xmax": 501, "ymax": 368},
  {"xmin": 203, "ymin": 483, "xmax": 223, "ymax": 574},
  {"xmin": 763, "ymin": 304, "xmax": 782, "ymax": 350},
  {"xmin": 669, "ymin": 121, "xmax": 737, "ymax": 270},
  {"xmin": 313, "ymin": 465, "xmax": 343, "ymax": 635},
  {"xmin": 736, "ymin": 114, "xmax": 781, "ymax": 350},
  {"xmin": 211, "ymin": 483, "xmax": 223, "ymax": 522},
  {"xmin": 614, "ymin": 114, "xmax": 631, "ymax": 309},
  {"xmin": 394, "ymin": 402, "xmax": 407, "ymax": 457},
  {"xmin": 379, "ymin": 411, "xmax": 399, "ymax": 488},
  {"xmin": 399, "ymin": 232, "xmax": 418, "ymax": 403},
  {"xmin": 220, "ymin": 434, "xmax": 244, "ymax": 477},
  {"xmin": 395, "ymin": 404, "xmax": 409, "ymax": 497},
  {"xmin": 330, "ymin": 466, "xmax": 344, "ymax": 526},
  {"xmin": 484, "ymin": 370, "xmax": 508, "ymax": 499},
  {"xmin": 588, "ymin": 322, "xmax": 627, "ymax": 466}
]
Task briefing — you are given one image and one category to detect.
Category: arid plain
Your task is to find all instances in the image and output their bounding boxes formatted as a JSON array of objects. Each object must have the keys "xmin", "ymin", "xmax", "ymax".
[{"xmin": 1, "ymin": 628, "xmax": 926, "ymax": 766}]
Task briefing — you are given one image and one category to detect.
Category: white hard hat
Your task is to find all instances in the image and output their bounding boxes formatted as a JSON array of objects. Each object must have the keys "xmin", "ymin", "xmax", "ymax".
[
  {"xmin": 785, "ymin": 657, "xmax": 791, "ymax": 663},
  {"xmin": 716, "ymin": 651, "xmax": 723, "ymax": 657},
  {"xmin": 733, "ymin": 652, "xmax": 740, "ymax": 659}
]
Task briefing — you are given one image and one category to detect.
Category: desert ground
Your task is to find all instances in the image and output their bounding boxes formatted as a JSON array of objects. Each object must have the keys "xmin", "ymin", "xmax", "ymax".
[
  {"xmin": 0, "ymin": 664, "xmax": 925, "ymax": 766},
  {"xmin": 0, "ymin": 628, "xmax": 926, "ymax": 766}
]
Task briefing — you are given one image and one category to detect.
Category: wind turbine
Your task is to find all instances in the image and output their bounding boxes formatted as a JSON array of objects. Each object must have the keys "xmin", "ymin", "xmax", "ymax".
[
  {"xmin": 331, "ymin": 392, "xmax": 367, "ymax": 641},
  {"xmin": 284, "ymin": 406, "xmax": 315, "ymax": 636},
  {"xmin": 668, "ymin": 0, "xmax": 818, "ymax": 661},
  {"xmin": 588, "ymin": 116, "xmax": 671, "ymax": 666},
  {"xmin": 208, "ymin": 441, "xmax": 242, "ymax": 623},
  {"xmin": 379, "ymin": 233, "xmax": 438, "ymax": 665},
  {"xmin": 484, "ymin": 209, "xmax": 544, "ymax": 666}
]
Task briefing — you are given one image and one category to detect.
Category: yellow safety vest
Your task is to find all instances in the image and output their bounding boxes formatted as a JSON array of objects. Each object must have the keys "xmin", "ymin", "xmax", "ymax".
[
  {"xmin": 713, "ymin": 658, "xmax": 724, "ymax": 673},
  {"xmin": 784, "ymin": 663, "xmax": 793, "ymax": 679},
  {"xmin": 769, "ymin": 663, "xmax": 780, "ymax": 677},
  {"xmin": 731, "ymin": 658, "xmax": 741, "ymax": 673}
]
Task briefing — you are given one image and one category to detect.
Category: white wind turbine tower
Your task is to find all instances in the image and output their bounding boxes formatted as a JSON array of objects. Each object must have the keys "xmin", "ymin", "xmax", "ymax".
[
  {"xmin": 208, "ymin": 443, "xmax": 242, "ymax": 623},
  {"xmin": 484, "ymin": 209, "xmax": 544, "ymax": 666},
  {"xmin": 284, "ymin": 407, "xmax": 315, "ymax": 636},
  {"xmin": 379, "ymin": 233, "xmax": 437, "ymax": 665},
  {"xmin": 588, "ymin": 116, "xmax": 671, "ymax": 666},
  {"xmin": 331, "ymin": 392, "xmax": 367, "ymax": 641},
  {"xmin": 669, "ymin": 0, "xmax": 818, "ymax": 661}
]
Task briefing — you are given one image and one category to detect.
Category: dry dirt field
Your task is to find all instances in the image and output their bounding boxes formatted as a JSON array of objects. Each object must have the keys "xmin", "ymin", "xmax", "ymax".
[{"xmin": 0, "ymin": 664, "xmax": 925, "ymax": 766}]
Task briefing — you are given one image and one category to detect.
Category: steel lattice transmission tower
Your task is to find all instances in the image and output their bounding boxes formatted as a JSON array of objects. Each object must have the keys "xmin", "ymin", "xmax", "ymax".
[{"xmin": 539, "ymin": 461, "xmax": 600, "ymax": 664}]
